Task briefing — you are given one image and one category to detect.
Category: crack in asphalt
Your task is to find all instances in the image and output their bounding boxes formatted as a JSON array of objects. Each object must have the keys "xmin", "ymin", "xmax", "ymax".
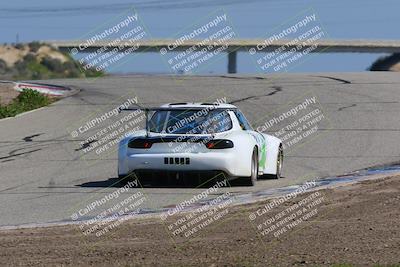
[
  {"xmin": 218, "ymin": 75, "xmax": 268, "ymax": 80},
  {"xmin": 0, "ymin": 181, "xmax": 36, "ymax": 193},
  {"xmin": 314, "ymin": 75, "xmax": 352, "ymax": 84},
  {"xmin": 1, "ymin": 159, "xmax": 14, "ymax": 163},
  {"xmin": 0, "ymin": 139, "xmax": 89, "ymax": 144},
  {"xmin": 23, "ymin": 133, "xmax": 43, "ymax": 142},
  {"xmin": 0, "ymin": 148, "xmax": 42, "ymax": 160},
  {"xmin": 75, "ymin": 139, "xmax": 97, "ymax": 151},
  {"xmin": 338, "ymin": 103, "xmax": 357, "ymax": 111},
  {"xmin": 322, "ymin": 101, "xmax": 398, "ymax": 104},
  {"xmin": 229, "ymin": 86, "xmax": 282, "ymax": 104}
]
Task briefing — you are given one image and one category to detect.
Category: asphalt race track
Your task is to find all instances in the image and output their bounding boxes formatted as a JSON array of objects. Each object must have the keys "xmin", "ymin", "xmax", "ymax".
[{"xmin": 1, "ymin": 72, "xmax": 400, "ymax": 227}]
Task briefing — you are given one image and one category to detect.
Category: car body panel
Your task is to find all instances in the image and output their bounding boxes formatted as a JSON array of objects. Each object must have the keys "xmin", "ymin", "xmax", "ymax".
[{"xmin": 118, "ymin": 104, "xmax": 282, "ymax": 180}]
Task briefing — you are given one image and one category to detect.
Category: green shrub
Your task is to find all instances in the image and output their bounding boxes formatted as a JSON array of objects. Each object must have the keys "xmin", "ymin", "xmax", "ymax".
[
  {"xmin": 42, "ymin": 56, "xmax": 64, "ymax": 73},
  {"xmin": 0, "ymin": 59, "xmax": 8, "ymax": 74},
  {"xmin": 27, "ymin": 60, "xmax": 51, "ymax": 80},
  {"xmin": 0, "ymin": 89, "xmax": 52, "ymax": 119},
  {"xmin": 28, "ymin": 41, "xmax": 42, "ymax": 53},
  {"xmin": 14, "ymin": 43, "xmax": 24, "ymax": 49}
]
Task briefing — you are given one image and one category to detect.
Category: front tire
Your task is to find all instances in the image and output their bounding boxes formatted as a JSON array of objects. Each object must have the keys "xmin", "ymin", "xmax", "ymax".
[{"xmin": 273, "ymin": 146, "xmax": 283, "ymax": 179}]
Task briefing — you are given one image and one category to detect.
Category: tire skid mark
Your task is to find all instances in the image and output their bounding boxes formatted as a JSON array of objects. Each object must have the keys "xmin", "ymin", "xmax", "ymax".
[{"xmin": 313, "ymin": 75, "xmax": 352, "ymax": 84}]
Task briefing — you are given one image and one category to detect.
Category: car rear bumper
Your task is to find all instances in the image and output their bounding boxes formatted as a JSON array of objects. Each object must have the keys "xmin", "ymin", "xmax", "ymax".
[
  {"xmin": 133, "ymin": 169, "xmax": 228, "ymax": 183},
  {"xmin": 123, "ymin": 152, "xmax": 242, "ymax": 177}
]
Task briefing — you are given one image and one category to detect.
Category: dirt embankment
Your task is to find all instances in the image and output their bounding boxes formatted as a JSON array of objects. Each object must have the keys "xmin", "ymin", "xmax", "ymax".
[
  {"xmin": 0, "ymin": 176, "xmax": 399, "ymax": 267},
  {"xmin": 0, "ymin": 42, "xmax": 103, "ymax": 80},
  {"xmin": 0, "ymin": 44, "xmax": 68, "ymax": 68}
]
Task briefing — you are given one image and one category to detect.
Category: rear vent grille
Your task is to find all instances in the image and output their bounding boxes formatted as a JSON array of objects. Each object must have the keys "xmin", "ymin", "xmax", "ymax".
[{"xmin": 164, "ymin": 157, "xmax": 190, "ymax": 165}]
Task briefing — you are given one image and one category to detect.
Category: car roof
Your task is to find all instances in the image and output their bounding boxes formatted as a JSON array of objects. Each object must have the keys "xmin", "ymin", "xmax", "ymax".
[{"xmin": 159, "ymin": 102, "xmax": 237, "ymax": 109}]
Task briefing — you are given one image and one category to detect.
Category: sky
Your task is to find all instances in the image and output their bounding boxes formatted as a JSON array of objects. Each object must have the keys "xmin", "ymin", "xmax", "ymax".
[{"xmin": 0, "ymin": 0, "xmax": 399, "ymax": 73}]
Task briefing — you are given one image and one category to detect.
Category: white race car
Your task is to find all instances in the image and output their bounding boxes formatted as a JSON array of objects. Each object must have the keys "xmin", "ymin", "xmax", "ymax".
[{"xmin": 118, "ymin": 103, "xmax": 283, "ymax": 186}]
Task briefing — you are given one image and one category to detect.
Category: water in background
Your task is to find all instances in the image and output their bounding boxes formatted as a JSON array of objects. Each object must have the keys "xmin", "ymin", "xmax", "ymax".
[{"xmin": 0, "ymin": 0, "xmax": 398, "ymax": 74}]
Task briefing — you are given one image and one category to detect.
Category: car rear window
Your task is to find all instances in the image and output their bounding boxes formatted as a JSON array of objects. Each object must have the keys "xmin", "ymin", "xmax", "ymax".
[{"xmin": 149, "ymin": 109, "xmax": 232, "ymax": 134}]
